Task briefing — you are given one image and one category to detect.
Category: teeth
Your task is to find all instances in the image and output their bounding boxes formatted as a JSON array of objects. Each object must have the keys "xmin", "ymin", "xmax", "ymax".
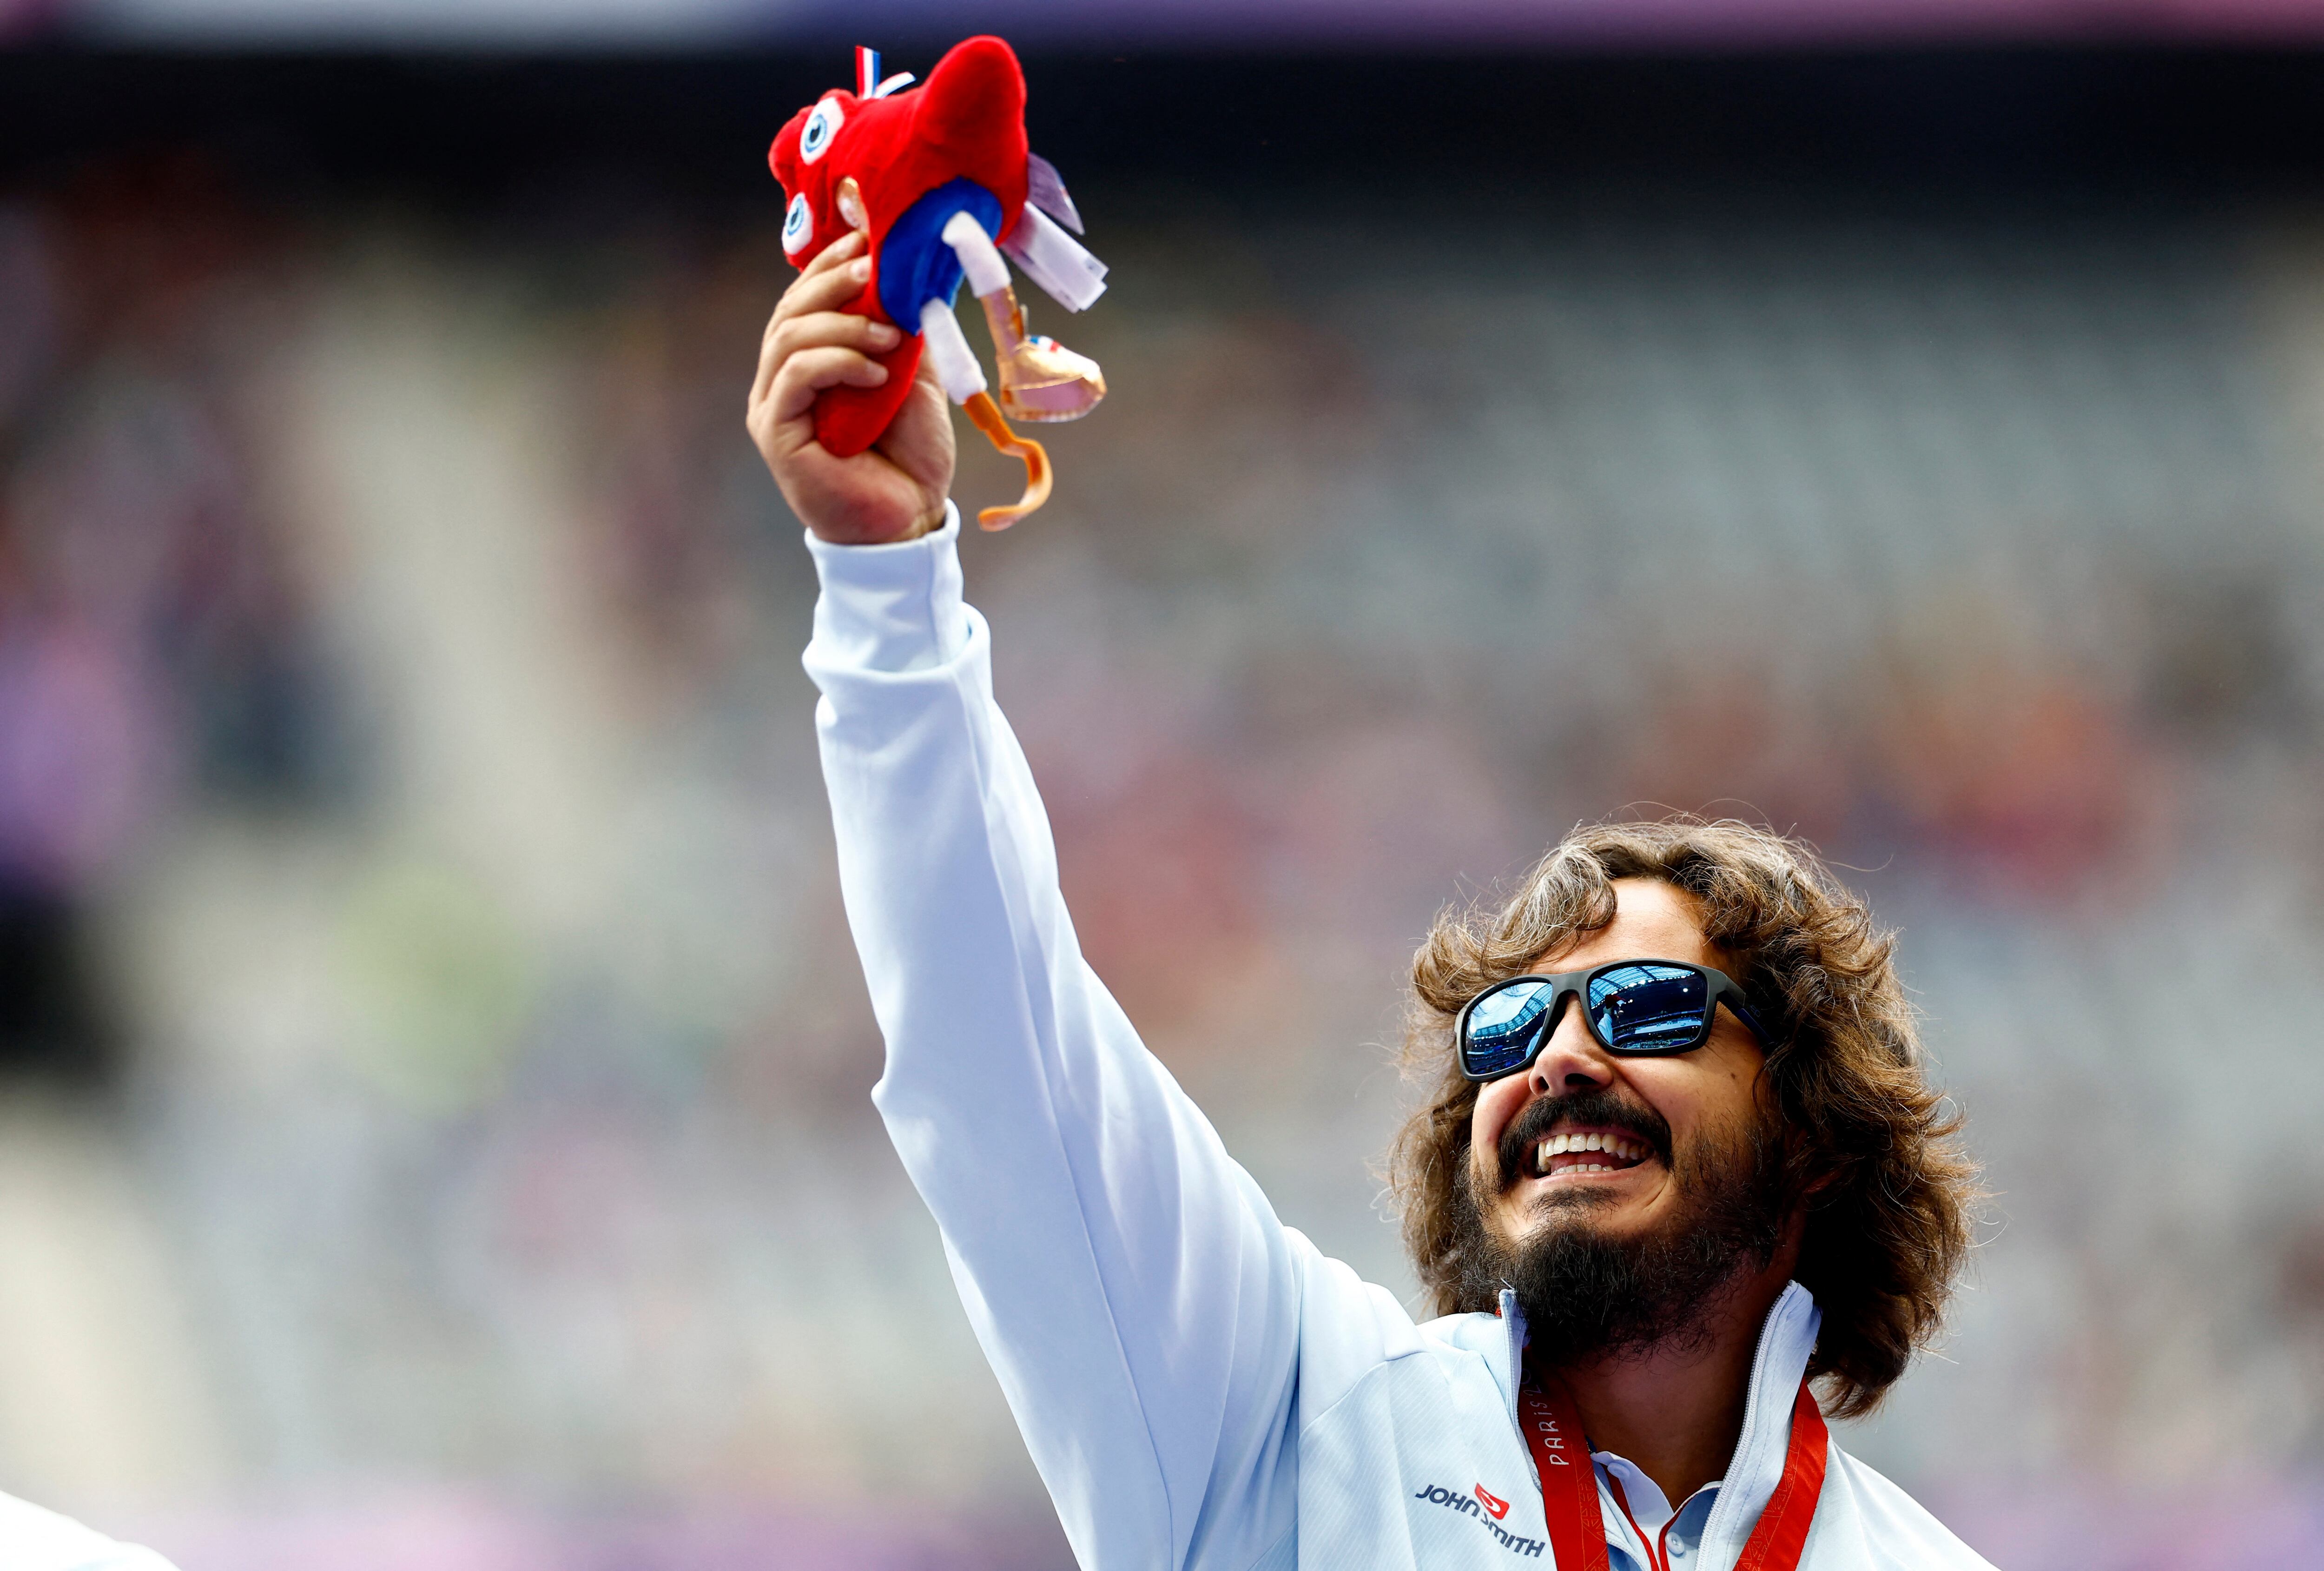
[{"xmin": 1533, "ymin": 1131, "xmax": 1654, "ymax": 1177}]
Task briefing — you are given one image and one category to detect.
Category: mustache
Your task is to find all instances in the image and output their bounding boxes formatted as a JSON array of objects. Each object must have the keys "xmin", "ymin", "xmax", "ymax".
[{"xmin": 1492, "ymin": 1086, "xmax": 1675, "ymax": 1190}]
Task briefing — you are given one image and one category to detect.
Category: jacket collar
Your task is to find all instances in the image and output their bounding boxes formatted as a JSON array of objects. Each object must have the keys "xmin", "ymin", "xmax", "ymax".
[
  {"xmin": 1496, "ymin": 1288, "xmax": 1527, "ymax": 1430},
  {"xmin": 1697, "ymin": 1282, "xmax": 1820, "ymax": 1566}
]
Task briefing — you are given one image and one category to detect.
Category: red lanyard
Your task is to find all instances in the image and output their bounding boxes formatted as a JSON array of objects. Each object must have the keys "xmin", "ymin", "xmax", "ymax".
[{"xmin": 1519, "ymin": 1377, "xmax": 1829, "ymax": 1571}]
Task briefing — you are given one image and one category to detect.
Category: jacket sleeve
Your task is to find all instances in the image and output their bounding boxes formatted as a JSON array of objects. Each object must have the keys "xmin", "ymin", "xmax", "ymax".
[
  {"xmin": 802, "ymin": 508, "xmax": 1304, "ymax": 1571},
  {"xmin": 0, "ymin": 1491, "xmax": 183, "ymax": 1571}
]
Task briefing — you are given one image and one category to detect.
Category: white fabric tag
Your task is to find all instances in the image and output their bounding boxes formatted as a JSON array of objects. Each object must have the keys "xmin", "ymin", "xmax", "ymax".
[
  {"xmin": 1002, "ymin": 205, "xmax": 1108, "ymax": 312},
  {"xmin": 1025, "ymin": 152, "xmax": 1084, "ymax": 234}
]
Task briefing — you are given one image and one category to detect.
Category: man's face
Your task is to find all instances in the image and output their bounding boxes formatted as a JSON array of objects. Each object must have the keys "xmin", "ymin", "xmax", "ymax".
[{"xmin": 1468, "ymin": 877, "xmax": 1776, "ymax": 1280}]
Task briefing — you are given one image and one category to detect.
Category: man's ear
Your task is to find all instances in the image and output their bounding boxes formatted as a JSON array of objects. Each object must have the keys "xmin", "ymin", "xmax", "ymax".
[{"xmin": 1769, "ymin": 1108, "xmax": 1839, "ymax": 1203}]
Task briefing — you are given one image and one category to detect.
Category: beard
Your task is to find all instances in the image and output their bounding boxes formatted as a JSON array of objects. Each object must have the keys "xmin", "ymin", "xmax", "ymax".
[{"xmin": 1456, "ymin": 1085, "xmax": 1790, "ymax": 1367}]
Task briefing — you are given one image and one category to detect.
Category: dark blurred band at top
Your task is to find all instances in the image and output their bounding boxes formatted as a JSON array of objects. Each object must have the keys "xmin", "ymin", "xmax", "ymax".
[
  {"xmin": 10, "ymin": 43, "xmax": 2324, "ymax": 214},
  {"xmin": 3, "ymin": 0, "xmax": 2323, "ymax": 49}
]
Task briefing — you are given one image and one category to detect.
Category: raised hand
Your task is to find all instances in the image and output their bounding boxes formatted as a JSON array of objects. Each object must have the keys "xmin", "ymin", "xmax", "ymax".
[{"xmin": 747, "ymin": 230, "xmax": 957, "ymax": 545}]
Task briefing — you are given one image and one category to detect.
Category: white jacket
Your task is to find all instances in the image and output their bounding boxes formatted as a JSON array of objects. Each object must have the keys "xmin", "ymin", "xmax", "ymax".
[
  {"xmin": 804, "ymin": 509, "xmax": 1993, "ymax": 1571},
  {"xmin": 0, "ymin": 1491, "xmax": 176, "ymax": 1571}
]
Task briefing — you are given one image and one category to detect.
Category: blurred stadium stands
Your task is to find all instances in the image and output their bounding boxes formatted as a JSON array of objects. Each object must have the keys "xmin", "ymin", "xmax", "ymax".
[{"xmin": 7, "ymin": 31, "xmax": 2324, "ymax": 1571}]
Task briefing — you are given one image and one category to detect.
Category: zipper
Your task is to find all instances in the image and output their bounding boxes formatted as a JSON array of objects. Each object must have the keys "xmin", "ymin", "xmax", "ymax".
[{"xmin": 1497, "ymin": 1287, "xmax": 1527, "ymax": 1446}]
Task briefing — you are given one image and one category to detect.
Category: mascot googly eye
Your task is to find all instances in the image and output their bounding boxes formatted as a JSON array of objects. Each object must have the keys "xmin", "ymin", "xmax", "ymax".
[
  {"xmin": 782, "ymin": 192, "xmax": 815, "ymax": 256},
  {"xmin": 799, "ymin": 98, "xmax": 845, "ymax": 164},
  {"xmin": 766, "ymin": 38, "xmax": 1111, "ymax": 529}
]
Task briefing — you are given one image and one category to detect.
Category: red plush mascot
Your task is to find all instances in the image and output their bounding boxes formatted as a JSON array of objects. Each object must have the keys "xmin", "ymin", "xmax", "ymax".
[{"xmin": 769, "ymin": 39, "xmax": 1108, "ymax": 528}]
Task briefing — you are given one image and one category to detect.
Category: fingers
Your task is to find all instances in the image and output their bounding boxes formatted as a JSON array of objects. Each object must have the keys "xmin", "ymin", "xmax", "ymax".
[
  {"xmin": 777, "ymin": 252, "xmax": 876, "ymax": 329},
  {"xmin": 753, "ymin": 265, "xmax": 885, "ymax": 405},
  {"xmin": 799, "ymin": 227, "xmax": 865, "ymax": 281},
  {"xmin": 775, "ymin": 310, "xmax": 901, "ymax": 366},
  {"xmin": 774, "ymin": 235, "xmax": 871, "ymax": 338},
  {"xmin": 755, "ymin": 248, "xmax": 881, "ymax": 405},
  {"xmin": 768, "ymin": 345, "xmax": 890, "ymax": 428}
]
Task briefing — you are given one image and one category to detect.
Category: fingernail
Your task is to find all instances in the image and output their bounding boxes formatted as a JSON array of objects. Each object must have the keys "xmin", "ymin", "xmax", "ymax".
[
  {"xmin": 850, "ymin": 258, "xmax": 872, "ymax": 281},
  {"xmin": 869, "ymin": 322, "xmax": 901, "ymax": 346}
]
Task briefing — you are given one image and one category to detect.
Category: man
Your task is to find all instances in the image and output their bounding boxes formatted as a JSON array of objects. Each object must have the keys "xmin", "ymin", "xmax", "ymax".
[{"xmin": 751, "ymin": 229, "xmax": 1993, "ymax": 1570}]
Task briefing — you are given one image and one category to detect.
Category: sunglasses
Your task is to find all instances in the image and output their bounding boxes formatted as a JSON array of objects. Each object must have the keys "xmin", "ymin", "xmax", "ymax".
[{"xmin": 1455, "ymin": 960, "xmax": 1771, "ymax": 1083}]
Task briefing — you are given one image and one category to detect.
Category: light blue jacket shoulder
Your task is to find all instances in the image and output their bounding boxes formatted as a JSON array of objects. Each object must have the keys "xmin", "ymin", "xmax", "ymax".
[{"xmin": 0, "ymin": 1492, "xmax": 178, "ymax": 1571}]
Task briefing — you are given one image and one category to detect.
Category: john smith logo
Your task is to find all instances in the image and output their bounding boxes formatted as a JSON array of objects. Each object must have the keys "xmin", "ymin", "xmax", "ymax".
[{"xmin": 1412, "ymin": 1482, "xmax": 1542, "ymax": 1557}]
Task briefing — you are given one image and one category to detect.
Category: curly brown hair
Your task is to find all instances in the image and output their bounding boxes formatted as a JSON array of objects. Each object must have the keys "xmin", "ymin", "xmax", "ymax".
[{"xmin": 1389, "ymin": 819, "xmax": 1980, "ymax": 1419}]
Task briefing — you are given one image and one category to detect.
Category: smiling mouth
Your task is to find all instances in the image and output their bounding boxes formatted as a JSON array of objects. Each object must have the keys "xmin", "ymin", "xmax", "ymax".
[{"xmin": 1526, "ymin": 1128, "xmax": 1654, "ymax": 1182}]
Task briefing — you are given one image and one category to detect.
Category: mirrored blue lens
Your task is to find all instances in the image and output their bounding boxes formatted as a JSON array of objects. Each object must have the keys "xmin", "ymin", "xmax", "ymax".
[
  {"xmin": 1462, "ymin": 979, "xmax": 1559, "ymax": 1078},
  {"xmin": 1588, "ymin": 964, "xmax": 1709, "ymax": 1053}
]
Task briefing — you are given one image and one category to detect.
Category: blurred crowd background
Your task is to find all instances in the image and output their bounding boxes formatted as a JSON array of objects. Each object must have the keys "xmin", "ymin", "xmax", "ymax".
[{"xmin": 7, "ymin": 5, "xmax": 2324, "ymax": 1569}]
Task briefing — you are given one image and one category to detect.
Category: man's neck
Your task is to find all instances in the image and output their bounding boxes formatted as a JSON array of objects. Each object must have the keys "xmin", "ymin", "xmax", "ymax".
[{"xmin": 1545, "ymin": 1266, "xmax": 1791, "ymax": 1510}]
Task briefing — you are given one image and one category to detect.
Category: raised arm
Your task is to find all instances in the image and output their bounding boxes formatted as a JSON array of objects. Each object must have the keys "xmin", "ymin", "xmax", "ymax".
[
  {"xmin": 804, "ymin": 515, "xmax": 1302, "ymax": 1570},
  {"xmin": 754, "ymin": 237, "xmax": 1330, "ymax": 1571}
]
